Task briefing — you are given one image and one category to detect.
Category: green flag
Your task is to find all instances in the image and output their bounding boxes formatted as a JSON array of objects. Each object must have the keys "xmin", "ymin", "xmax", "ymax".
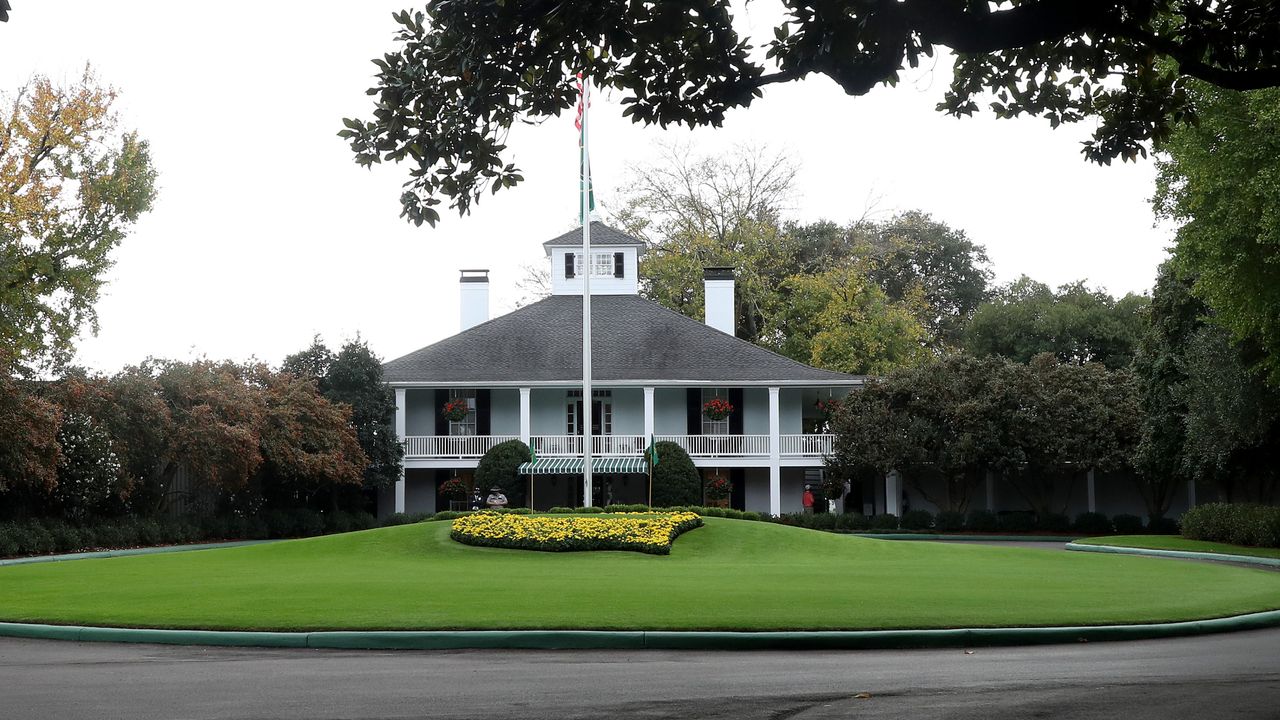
[
  {"xmin": 647, "ymin": 434, "xmax": 659, "ymax": 468},
  {"xmin": 530, "ymin": 445, "xmax": 538, "ymax": 464}
]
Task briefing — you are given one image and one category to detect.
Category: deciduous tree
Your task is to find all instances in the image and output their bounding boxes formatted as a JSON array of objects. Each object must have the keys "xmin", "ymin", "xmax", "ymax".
[
  {"xmin": 1, "ymin": 67, "xmax": 157, "ymax": 374},
  {"xmin": 964, "ymin": 277, "xmax": 1148, "ymax": 368},
  {"xmin": 343, "ymin": 2, "xmax": 1280, "ymax": 225},
  {"xmin": 1154, "ymin": 82, "xmax": 1280, "ymax": 384}
]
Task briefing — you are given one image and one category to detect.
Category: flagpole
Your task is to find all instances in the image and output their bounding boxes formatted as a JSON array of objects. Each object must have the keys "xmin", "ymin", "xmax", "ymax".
[{"xmin": 580, "ymin": 74, "xmax": 593, "ymax": 509}]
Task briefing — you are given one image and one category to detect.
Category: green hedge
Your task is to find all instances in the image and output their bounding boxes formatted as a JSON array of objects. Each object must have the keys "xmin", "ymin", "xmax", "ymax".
[
  {"xmin": 0, "ymin": 510, "xmax": 387, "ymax": 559},
  {"xmin": 1181, "ymin": 503, "xmax": 1280, "ymax": 548}
]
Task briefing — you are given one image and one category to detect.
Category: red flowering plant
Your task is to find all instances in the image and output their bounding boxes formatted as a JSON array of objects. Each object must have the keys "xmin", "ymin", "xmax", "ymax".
[
  {"xmin": 702, "ymin": 397, "xmax": 734, "ymax": 421},
  {"xmin": 814, "ymin": 398, "xmax": 843, "ymax": 418},
  {"xmin": 441, "ymin": 398, "xmax": 470, "ymax": 422},
  {"xmin": 439, "ymin": 477, "xmax": 469, "ymax": 500},
  {"xmin": 705, "ymin": 476, "xmax": 732, "ymax": 502}
]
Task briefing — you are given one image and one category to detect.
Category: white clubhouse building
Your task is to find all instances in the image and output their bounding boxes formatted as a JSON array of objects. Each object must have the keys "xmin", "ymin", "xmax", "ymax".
[{"xmin": 379, "ymin": 222, "xmax": 863, "ymax": 517}]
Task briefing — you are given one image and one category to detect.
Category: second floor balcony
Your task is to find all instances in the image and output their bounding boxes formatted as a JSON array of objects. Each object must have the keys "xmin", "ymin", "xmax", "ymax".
[{"xmin": 401, "ymin": 433, "xmax": 834, "ymax": 461}]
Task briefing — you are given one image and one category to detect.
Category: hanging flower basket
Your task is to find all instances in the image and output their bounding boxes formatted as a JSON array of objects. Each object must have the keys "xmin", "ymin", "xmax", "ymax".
[
  {"xmin": 705, "ymin": 476, "xmax": 732, "ymax": 502},
  {"xmin": 815, "ymin": 398, "xmax": 843, "ymax": 418},
  {"xmin": 702, "ymin": 397, "xmax": 734, "ymax": 421},
  {"xmin": 439, "ymin": 478, "xmax": 469, "ymax": 500},
  {"xmin": 441, "ymin": 398, "xmax": 470, "ymax": 422}
]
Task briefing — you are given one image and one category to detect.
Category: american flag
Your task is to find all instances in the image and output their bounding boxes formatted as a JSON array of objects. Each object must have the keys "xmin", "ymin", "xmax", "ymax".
[{"xmin": 574, "ymin": 72, "xmax": 589, "ymax": 131}]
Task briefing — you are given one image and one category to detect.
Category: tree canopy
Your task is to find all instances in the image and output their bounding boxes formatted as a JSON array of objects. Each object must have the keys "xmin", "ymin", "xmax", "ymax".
[
  {"xmin": 1, "ymin": 67, "xmax": 157, "ymax": 375},
  {"xmin": 282, "ymin": 337, "xmax": 404, "ymax": 491},
  {"xmin": 342, "ymin": 1, "xmax": 1280, "ymax": 225},
  {"xmin": 1154, "ymin": 82, "xmax": 1280, "ymax": 384},
  {"xmin": 963, "ymin": 276, "xmax": 1148, "ymax": 368}
]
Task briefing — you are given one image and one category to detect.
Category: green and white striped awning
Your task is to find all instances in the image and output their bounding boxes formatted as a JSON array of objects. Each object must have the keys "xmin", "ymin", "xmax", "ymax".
[{"xmin": 518, "ymin": 457, "xmax": 648, "ymax": 475}]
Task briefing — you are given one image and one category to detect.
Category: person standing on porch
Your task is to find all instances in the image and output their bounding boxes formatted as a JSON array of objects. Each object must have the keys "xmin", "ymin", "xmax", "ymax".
[{"xmin": 802, "ymin": 485, "xmax": 815, "ymax": 514}]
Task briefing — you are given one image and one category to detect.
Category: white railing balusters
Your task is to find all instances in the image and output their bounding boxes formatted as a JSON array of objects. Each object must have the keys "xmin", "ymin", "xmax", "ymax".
[{"xmin": 403, "ymin": 434, "xmax": 834, "ymax": 459}]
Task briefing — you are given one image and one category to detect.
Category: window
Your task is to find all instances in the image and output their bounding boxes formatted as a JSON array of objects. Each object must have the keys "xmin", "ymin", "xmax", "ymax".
[
  {"xmin": 448, "ymin": 389, "xmax": 477, "ymax": 436},
  {"xmin": 701, "ymin": 388, "xmax": 730, "ymax": 436},
  {"xmin": 567, "ymin": 390, "xmax": 612, "ymax": 435},
  {"xmin": 572, "ymin": 252, "xmax": 616, "ymax": 278}
]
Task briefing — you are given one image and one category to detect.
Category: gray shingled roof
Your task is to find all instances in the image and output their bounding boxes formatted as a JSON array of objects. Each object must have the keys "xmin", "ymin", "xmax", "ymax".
[
  {"xmin": 542, "ymin": 221, "xmax": 646, "ymax": 254},
  {"xmin": 383, "ymin": 294, "xmax": 862, "ymax": 385}
]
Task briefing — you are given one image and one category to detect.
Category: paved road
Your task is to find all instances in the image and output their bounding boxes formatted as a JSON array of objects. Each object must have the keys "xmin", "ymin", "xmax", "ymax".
[{"xmin": 3, "ymin": 628, "xmax": 1279, "ymax": 719}]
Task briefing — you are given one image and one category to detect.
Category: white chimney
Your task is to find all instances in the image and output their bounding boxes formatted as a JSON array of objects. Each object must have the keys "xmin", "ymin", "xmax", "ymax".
[
  {"xmin": 459, "ymin": 269, "xmax": 489, "ymax": 331},
  {"xmin": 703, "ymin": 267, "xmax": 735, "ymax": 336}
]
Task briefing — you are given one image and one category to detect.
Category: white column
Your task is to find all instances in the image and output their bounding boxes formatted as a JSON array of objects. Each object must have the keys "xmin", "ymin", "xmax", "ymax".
[
  {"xmin": 394, "ymin": 388, "xmax": 407, "ymax": 514},
  {"xmin": 768, "ymin": 386, "xmax": 781, "ymax": 516},
  {"xmin": 886, "ymin": 470, "xmax": 901, "ymax": 516},
  {"xmin": 394, "ymin": 471, "xmax": 406, "ymax": 514},
  {"xmin": 1086, "ymin": 468, "xmax": 1097, "ymax": 513},
  {"xmin": 643, "ymin": 386, "xmax": 655, "ymax": 440},
  {"xmin": 519, "ymin": 387, "xmax": 531, "ymax": 444},
  {"xmin": 985, "ymin": 469, "xmax": 995, "ymax": 511}
]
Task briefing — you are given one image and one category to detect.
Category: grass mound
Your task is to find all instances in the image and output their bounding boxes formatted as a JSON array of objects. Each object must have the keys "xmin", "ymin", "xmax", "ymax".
[{"xmin": 0, "ymin": 518, "xmax": 1278, "ymax": 632}]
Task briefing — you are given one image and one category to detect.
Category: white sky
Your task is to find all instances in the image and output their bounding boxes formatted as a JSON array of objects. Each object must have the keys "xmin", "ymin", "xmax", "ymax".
[{"xmin": 2, "ymin": 1, "xmax": 1171, "ymax": 373}]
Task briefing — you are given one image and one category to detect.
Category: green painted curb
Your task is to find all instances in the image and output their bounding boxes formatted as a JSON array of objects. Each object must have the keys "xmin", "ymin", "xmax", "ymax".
[
  {"xmin": 4, "ymin": 610, "xmax": 1279, "ymax": 651},
  {"xmin": 852, "ymin": 534, "xmax": 1081, "ymax": 542},
  {"xmin": 1066, "ymin": 542, "xmax": 1280, "ymax": 568},
  {"xmin": 308, "ymin": 630, "xmax": 647, "ymax": 650},
  {"xmin": 0, "ymin": 540, "xmax": 280, "ymax": 567}
]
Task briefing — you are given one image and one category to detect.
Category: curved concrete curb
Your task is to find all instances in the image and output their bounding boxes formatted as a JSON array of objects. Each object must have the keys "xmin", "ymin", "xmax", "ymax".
[
  {"xmin": 0, "ymin": 540, "xmax": 281, "ymax": 568},
  {"xmin": 1066, "ymin": 542, "xmax": 1280, "ymax": 568},
  {"xmin": 853, "ymin": 533, "xmax": 1081, "ymax": 542},
  {"xmin": 4, "ymin": 610, "xmax": 1279, "ymax": 651}
]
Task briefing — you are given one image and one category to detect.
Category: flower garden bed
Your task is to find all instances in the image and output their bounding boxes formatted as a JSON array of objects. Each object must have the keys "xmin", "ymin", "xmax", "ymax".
[{"xmin": 450, "ymin": 511, "xmax": 702, "ymax": 555}]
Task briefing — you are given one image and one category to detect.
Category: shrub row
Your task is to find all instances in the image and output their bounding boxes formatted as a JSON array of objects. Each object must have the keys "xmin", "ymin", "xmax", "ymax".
[
  {"xmin": 771, "ymin": 509, "xmax": 1180, "ymax": 535},
  {"xmin": 0, "ymin": 510, "xmax": 384, "ymax": 559},
  {"xmin": 1181, "ymin": 503, "xmax": 1280, "ymax": 548}
]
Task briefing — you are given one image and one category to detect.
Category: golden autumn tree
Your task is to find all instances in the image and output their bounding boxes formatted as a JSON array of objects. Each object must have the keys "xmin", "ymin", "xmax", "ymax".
[{"xmin": 0, "ymin": 66, "xmax": 157, "ymax": 375}]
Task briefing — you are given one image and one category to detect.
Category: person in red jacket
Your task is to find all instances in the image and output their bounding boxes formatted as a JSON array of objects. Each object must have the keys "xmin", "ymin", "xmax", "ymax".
[{"xmin": 802, "ymin": 485, "xmax": 815, "ymax": 514}]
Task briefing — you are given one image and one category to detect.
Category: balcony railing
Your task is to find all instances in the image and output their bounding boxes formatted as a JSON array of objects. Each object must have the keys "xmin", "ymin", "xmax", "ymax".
[
  {"xmin": 655, "ymin": 434, "xmax": 770, "ymax": 457},
  {"xmin": 529, "ymin": 434, "xmax": 648, "ymax": 457},
  {"xmin": 402, "ymin": 434, "xmax": 835, "ymax": 459},
  {"xmin": 402, "ymin": 435, "xmax": 518, "ymax": 459},
  {"xmin": 780, "ymin": 434, "xmax": 833, "ymax": 457}
]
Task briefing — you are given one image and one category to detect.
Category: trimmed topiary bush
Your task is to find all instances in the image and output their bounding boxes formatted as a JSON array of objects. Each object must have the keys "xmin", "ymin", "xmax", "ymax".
[
  {"xmin": 934, "ymin": 510, "xmax": 965, "ymax": 532},
  {"xmin": 1073, "ymin": 512, "xmax": 1112, "ymax": 534},
  {"xmin": 548, "ymin": 506, "xmax": 575, "ymax": 514},
  {"xmin": 900, "ymin": 509, "xmax": 934, "ymax": 531},
  {"xmin": 475, "ymin": 439, "xmax": 532, "ymax": 507},
  {"xmin": 1181, "ymin": 503, "xmax": 1280, "ymax": 548},
  {"xmin": 1112, "ymin": 514, "xmax": 1144, "ymax": 535},
  {"xmin": 650, "ymin": 441, "xmax": 701, "ymax": 507},
  {"xmin": 965, "ymin": 509, "xmax": 999, "ymax": 533}
]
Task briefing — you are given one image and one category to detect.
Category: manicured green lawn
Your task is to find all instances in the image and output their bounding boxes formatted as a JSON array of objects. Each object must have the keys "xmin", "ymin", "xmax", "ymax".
[
  {"xmin": 1, "ymin": 518, "xmax": 1278, "ymax": 632},
  {"xmin": 1076, "ymin": 535, "xmax": 1280, "ymax": 560}
]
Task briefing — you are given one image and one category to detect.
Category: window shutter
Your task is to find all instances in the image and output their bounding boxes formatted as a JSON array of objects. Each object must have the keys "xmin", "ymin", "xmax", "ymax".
[
  {"xmin": 729, "ymin": 388, "xmax": 744, "ymax": 435},
  {"xmin": 565, "ymin": 253, "xmax": 575, "ymax": 278},
  {"xmin": 613, "ymin": 252, "xmax": 624, "ymax": 278},
  {"xmin": 434, "ymin": 389, "xmax": 448, "ymax": 435},
  {"xmin": 686, "ymin": 388, "xmax": 701, "ymax": 435},
  {"xmin": 476, "ymin": 389, "xmax": 491, "ymax": 435}
]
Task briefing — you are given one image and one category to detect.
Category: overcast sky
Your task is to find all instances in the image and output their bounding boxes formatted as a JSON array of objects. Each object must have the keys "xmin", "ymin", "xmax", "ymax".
[{"xmin": 2, "ymin": 2, "xmax": 1171, "ymax": 373}]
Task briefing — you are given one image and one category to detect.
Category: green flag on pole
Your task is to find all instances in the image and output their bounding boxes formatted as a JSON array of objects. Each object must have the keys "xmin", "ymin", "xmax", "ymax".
[{"xmin": 647, "ymin": 434, "xmax": 659, "ymax": 468}]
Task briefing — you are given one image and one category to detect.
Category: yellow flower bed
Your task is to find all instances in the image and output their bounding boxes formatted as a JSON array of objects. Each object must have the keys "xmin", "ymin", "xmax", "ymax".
[{"xmin": 450, "ymin": 511, "xmax": 703, "ymax": 555}]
